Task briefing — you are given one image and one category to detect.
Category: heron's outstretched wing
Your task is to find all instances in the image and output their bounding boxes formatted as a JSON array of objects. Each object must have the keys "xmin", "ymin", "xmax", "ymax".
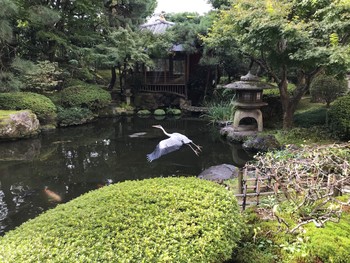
[{"xmin": 147, "ymin": 137, "xmax": 183, "ymax": 162}]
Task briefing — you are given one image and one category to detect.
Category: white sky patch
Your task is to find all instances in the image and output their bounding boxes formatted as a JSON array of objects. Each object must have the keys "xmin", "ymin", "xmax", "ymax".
[{"xmin": 154, "ymin": 0, "xmax": 213, "ymax": 15}]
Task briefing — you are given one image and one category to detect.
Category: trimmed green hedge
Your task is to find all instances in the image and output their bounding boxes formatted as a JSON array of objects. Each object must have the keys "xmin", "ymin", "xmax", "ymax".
[
  {"xmin": 59, "ymin": 85, "xmax": 111, "ymax": 111},
  {"xmin": 0, "ymin": 92, "xmax": 56, "ymax": 125},
  {"xmin": 56, "ymin": 106, "xmax": 95, "ymax": 127},
  {"xmin": 0, "ymin": 177, "xmax": 244, "ymax": 263}
]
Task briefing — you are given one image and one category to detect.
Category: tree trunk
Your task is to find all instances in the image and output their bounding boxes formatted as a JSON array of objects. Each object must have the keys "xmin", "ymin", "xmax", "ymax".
[
  {"xmin": 203, "ymin": 67, "xmax": 212, "ymax": 101},
  {"xmin": 282, "ymin": 105, "xmax": 295, "ymax": 130},
  {"xmin": 108, "ymin": 66, "xmax": 116, "ymax": 90},
  {"xmin": 280, "ymin": 69, "xmax": 319, "ymax": 129}
]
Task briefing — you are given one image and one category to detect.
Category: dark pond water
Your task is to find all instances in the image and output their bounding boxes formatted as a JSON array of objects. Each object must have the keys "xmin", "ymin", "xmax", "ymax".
[{"xmin": 0, "ymin": 116, "xmax": 253, "ymax": 235}]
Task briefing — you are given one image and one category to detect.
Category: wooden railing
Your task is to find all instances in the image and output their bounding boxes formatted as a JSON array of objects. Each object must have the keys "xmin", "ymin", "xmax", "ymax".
[
  {"xmin": 235, "ymin": 166, "xmax": 276, "ymax": 210},
  {"xmin": 138, "ymin": 84, "xmax": 187, "ymax": 98}
]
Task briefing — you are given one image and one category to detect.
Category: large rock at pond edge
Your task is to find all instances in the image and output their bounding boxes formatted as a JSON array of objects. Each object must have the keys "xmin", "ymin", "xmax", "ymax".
[
  {"xmin": 0, "ymin": 110, "xmax": 40, "ymax": 140},
  {"xmin": 242, "ymin": 134, "xmax": 281, "ymax": 152},
  {"xmin": 198, "ymin": 164, "xmax": 239, "ymax": 181}
]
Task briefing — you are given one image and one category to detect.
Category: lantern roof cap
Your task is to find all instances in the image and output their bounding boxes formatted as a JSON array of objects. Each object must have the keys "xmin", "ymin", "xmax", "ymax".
[{"xmin": 224, "ymin": 71, "xmax": 277, "ymax": 90}]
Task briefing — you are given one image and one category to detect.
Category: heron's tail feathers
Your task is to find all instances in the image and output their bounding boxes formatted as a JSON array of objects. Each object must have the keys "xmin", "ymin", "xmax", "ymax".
[{"xmin": 147, "ymin": 153, "xmax": 155, "ymax": 162}]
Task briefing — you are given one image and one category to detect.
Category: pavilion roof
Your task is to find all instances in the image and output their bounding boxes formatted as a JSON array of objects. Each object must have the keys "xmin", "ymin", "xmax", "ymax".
[{"xmin": 140, "ymin": 20, "xmax": 175, "ymax": 34}]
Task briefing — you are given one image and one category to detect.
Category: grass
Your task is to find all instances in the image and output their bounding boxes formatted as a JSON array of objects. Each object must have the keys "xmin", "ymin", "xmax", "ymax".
[
  {"xmin": 262, "ymin": 96, "xmax": 335, "ymax": 145},
  {"xmin": 295, "ymin": 96, "xmax": 326, "ymax": 112}
]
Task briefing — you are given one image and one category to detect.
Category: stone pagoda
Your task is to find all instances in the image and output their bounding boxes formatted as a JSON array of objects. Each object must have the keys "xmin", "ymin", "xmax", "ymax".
[{"xmin": 225, "ymin": 72, "xmax": 275, "ymax": 132}]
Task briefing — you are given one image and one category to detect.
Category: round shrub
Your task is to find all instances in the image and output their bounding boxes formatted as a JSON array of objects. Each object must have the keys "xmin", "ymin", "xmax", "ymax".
[
  {"xmin": 0, "ymin": 92, "xmax": 56, "ymax": 125},
  {"xmin": 59, "ymin": 85, "xmax": 111, "ymax": 111},
  {"xmin": 310, "ymin": 74, "xmax": 347, "ymax": 107},
  {"xmin": 0, "ymin": 177, "xmax": 244, "ymax": 263},
  {"xmin": 329, "ymin": 94, "xmax": 350, "ymax": 140}
]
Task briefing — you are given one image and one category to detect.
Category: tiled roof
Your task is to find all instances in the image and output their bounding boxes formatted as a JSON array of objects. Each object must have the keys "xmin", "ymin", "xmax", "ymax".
[
  {"xmin": 140, "ymin": 19, "xmax": 184, "ymax": 52},
  {"xmin": 140, "ymin": 20, "xmax": 175, "ymax": 34}
]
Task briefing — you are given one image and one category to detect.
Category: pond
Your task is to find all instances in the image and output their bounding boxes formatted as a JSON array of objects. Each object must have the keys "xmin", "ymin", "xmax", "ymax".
[{"xmin": 0, "ymin": 116, "xmax": 253, "ymax": 235}]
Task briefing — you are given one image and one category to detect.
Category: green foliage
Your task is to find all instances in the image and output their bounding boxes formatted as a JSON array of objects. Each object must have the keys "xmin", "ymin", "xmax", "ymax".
[
  {"xmin": 0, "ymin": 177, "xmax": 244, "ymax": 263},
  {"xmin": 16, "ymin": 0, "xmax": 104, "ymax": 63},
  {"xmin": 294, "ymin": 108, "xmax": 328, "ymax": 128},
  {"xmin": 310, "ymin": 74, "xmax": 348, "ymax": 107},
  {"xmin": 0, "ymin": 0, "xmax": 17, "ymax": 44},
  {"xmin": 201, "ymin": 89, "xmax": 236, "ymax": 124},
  {"xmin": 231, "ymin": 208, "xmax": 283, "ymax": 263},
  {"xmin": 13, "ymin": 60, "xmax": 64, "ymax": 93},
  {"xmin": 59, "ymin": 85, "xmax": 111, "ymax": 111},
  {"xmin": 329, "ymin": 94, "xmax": 350, "ymax": 140},
  {"xmin": 0, "ymin": 92, "xmax": 56, "ymax": 125},
  {"xmin": 105, "ymin": 0, "xmax": 156, "ymax": 27},
  {"xmin": 272, "ymin": 125, "xmax": 333, "ymax": 145},
  {"xmin": 203, "ymin": 0, "xmax": 350, "ymax": 128},
  {"xmin": 207, "ymin": 0, "xmax": 232, "ymax": 10},
  {"xmin": 0, "ymin": 71, "xmax": 23, "ymax": 92},
  {"xmin": 56, "ymin": 106, "xmax": 94, "ymax": 127},
  {"xmin": 202, "ymin": 100, "xmax": 235, "ymax": 124}
]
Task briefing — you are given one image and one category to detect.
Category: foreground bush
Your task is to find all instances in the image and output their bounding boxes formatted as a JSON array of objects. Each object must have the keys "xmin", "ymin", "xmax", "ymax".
[
  {"xmin": 0, "ymin": 177, "xmax": 244, "ymax": 263},
  {"xmin": 329, "ymin": 94, "xmax": 350, "ymax": 140},
  {"xmin": 0, "ymin": 92, "xmax": 56, "ymax": 125},
  {"xmin": 59, "ymin": 85, "xmax": 111, "ymax": 111}
]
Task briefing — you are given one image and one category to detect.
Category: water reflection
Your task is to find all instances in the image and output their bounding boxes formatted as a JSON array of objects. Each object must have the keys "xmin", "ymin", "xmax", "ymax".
[{"xmin": 0, "ymin": 116, "xmax": 253, "ymax": 235}]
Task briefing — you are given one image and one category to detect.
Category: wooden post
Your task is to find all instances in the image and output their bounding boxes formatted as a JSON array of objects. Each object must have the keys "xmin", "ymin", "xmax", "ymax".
[{"xmin": 238, "ymin": 168, "xmax": 244, "ymax": 195}]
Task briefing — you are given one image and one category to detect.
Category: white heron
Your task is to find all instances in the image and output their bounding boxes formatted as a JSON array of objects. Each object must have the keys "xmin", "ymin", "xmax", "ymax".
[{"xmin": 147, "ymin": 125, "xmax": 202, "ymax": 162}]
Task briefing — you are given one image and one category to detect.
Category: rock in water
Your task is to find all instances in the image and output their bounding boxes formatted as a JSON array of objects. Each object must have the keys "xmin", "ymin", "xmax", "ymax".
[
  {"xmin": 0, "ymin": 110, "xmax": 40, "ymax": 140},
  {"xmin": 242, "ymin": 134, "xmax": 281, "ymax": 152},
  {"xmin": 198, "ymin": 164, "xmax": 238, "ymax": 181}
]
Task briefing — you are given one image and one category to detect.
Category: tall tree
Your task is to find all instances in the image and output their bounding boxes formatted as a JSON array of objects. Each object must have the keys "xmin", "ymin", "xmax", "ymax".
[
  {"xmin": 203, "ymin": 0, "xmax": 350, "ymax": 129},
  {"xmin": 104, "ymin": 0, "xmax": 156, "ymax": 28},
  {"xmin": 16, "ymin": 0, "xmax": 105, "ymax": 63},
  {"xmin": 0, "ymin": 0, "xmax": 18, "ymax": 70},
  {"xmin": 161, "ymin": 12, "xmax": 220, "ymax": 101},
  {"xmin": 95, "ymin": 26, "xmax": 152, "ymax": 91},
  {"xmin": 207, "ymin": 0, "xmax": 232, "ymax": 10},
  {"xmin": 101, "ymin": 0, "xmax": 157, "ymax": 90}
]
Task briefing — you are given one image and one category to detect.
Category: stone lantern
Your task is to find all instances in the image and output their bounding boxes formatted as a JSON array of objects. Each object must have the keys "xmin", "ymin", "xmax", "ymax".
[{"xmin": 225, "ymin": 72, "xmax": 275, "ymax": 132}]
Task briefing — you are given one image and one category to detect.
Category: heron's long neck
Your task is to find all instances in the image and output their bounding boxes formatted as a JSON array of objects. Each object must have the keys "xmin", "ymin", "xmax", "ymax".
[{"xmin": 159, "ymin": 126, "xmax": 171, "ymax": 137}]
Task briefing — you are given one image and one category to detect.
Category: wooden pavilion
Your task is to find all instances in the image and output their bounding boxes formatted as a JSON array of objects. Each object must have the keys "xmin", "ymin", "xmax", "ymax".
[{"xmin": 138, "ymin": 17, "xmax": 199, "ymax": 100}]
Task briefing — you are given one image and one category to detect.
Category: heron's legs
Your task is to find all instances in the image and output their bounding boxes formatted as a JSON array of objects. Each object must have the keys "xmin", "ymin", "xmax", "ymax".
[
  {"xmin": 187, "ymin": 144, "xmax": 201, "ymax": 156},
  {"xmin": 191, "ymin": 142, "xmax": 202, "ymax": 152}
]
